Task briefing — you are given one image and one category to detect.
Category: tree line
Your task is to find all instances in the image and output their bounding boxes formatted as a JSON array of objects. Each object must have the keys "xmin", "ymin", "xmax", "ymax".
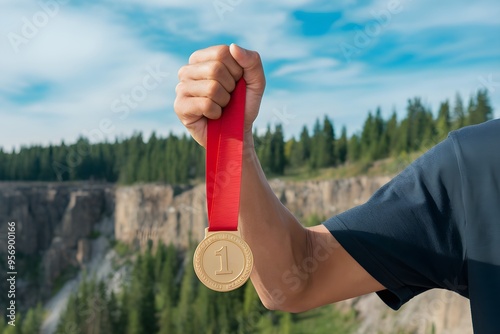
[{"xmin": 0, "ymin": 90, "xmax": 493, "ymax": 183}]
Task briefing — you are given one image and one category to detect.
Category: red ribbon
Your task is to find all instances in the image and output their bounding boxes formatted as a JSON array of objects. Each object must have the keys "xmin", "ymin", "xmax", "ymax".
[{"xmin": 206, "ymin": 79, "xmax": 246, "ymax": 231}]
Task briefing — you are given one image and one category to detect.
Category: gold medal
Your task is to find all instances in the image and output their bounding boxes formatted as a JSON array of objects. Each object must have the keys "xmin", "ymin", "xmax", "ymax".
[{"xmin": 193, "ymin": 228, "xmax": 253, "ymax": 292}]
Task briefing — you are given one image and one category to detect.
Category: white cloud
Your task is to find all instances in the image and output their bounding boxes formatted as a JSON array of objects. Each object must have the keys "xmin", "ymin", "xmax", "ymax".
[
  {"xmin": 257, "ymin": 63, "xmax": 500, "ymax": 139},
  {"xmin": 0, "ymin": 2, "xmax": 183, "ymax": 150},
  {"xmin": 272, "ymin": 58, "xmax": 340, "ymax": 77},
  {"xmin": 0, "ymin": 0, "xmax": 498, "ymax": 152}
]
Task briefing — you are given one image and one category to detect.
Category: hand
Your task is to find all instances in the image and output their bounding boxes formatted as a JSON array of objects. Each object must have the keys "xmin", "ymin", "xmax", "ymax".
[{"xmin": 174, "ymin": 44, "xmax": 266, "ymax": 147}]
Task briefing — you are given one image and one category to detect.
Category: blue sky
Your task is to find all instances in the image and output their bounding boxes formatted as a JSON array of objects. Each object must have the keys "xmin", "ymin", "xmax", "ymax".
[{"xmin": 1, "ymin": 0, "xmax": 499, "ymax": 151}]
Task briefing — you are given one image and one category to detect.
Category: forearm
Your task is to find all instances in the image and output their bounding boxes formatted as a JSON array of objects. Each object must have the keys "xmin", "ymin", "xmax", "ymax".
[{"xmin": 238, "ymin": 132, "xmax": 309, "ymax": 310}]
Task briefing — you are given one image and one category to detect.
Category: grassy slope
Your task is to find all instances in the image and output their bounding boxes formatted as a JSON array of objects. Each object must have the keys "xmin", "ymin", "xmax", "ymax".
[{"xmin": 280, "ymin": 151, "xmax": 423, "ymax": 182}]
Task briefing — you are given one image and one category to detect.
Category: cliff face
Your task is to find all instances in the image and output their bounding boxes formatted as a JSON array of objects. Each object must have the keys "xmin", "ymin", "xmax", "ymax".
[
  {"xmin": 114, "ymin": 176, "xmax": 392, "ymax": 249},
  {"xmin": 114, "ymin": 177, "xmax": 472, "ymax": 334},
  {"xmin": 115, "ymin": 184, "xmax": 207, "ymax": 249},
  {"xmin": 0, "ymin": 182, "xmax": 114, "ymax": 300}
]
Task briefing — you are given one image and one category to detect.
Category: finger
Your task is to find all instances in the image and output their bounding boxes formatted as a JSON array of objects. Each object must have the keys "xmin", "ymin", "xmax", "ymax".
[
  {"xmin": 174, "ymin": 96, "xmax": 222, "ymax": 125},
  {"xmin": 229, "ymin": 44, "xmax": 266, "ymax": 95},
  {"xmin": 178, "ymin": 61, "xmax": 237, "ymax": 93},
  {"xmin": 189, "ymin": 45, "xmax": 243, "ymax": 81},
  {"xmin": 176, "ymin": 80, "xmax": 231, "ymax": 108}
]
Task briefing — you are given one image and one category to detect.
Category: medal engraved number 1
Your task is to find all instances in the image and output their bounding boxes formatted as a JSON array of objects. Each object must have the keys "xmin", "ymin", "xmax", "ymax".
[{"xmin": 215, "ymin": 246, "xmax": 233, "ymax": 275}]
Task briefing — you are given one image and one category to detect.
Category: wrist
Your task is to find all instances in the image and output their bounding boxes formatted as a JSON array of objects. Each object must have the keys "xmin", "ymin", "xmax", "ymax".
[{"xmin": 244, "ymin": 129, "xmax": 255, "ymax": 149}]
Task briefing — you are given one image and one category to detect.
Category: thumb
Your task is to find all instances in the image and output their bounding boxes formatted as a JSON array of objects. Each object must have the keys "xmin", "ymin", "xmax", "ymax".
[
  {"xmin": 229, "ymin": 44, "xmax": 266, "ymax": 131},
  {"xmin": 229, "ymin": 43, "xmax": 266, "ymax": 99}
]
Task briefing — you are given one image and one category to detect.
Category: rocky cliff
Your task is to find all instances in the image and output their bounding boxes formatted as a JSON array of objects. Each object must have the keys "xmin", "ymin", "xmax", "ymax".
[
  {"xmin": 0, "ymin": 182, "xmax": 114, "ymax": 306},
  {"xmin": 0, "ymin": 178, "xmax": 472, "ymax": 333},
  {"xmin": 114, "ymin": 176, "xmax": 391, "ymax": 249},
  {"xmin": 114, "ymin": 177, "xmax": 472, "ymax": 334}
]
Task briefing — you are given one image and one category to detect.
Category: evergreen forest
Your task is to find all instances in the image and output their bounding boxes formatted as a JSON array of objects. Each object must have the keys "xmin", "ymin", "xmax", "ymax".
[{"xmin": 0, "ymin": 91, "xmax": 494, "ymax": 183}]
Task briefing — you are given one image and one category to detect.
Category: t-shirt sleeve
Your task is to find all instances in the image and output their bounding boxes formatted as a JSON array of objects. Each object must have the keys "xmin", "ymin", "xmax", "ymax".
[{"xmin": 323, "ymin": 136, "xmax": 467, "ymax": 310}]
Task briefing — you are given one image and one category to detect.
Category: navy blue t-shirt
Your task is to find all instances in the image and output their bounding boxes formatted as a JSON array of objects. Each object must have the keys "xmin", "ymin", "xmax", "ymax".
[{"xmin": 324, "ymin": 119, "xmax": 500, "ymax": 333}]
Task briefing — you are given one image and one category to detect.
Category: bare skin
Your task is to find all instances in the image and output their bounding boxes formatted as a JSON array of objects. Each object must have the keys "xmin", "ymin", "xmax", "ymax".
[{"xmin": 174, "ymin": 44, "xmax": 385, "ymax": 312}]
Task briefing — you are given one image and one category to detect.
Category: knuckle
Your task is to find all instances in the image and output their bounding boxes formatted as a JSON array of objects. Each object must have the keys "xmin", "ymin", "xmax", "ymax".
[
  {"xmin": 177, "ymin": 66, "xmax": 186, "ymax": 80},
  {"xmin": 214, "ymin": 45, "xmax": 230, "ymax": 60},
  {"xmin": 175, "ymin": 82, "xmax": 184, "ymax": 95},
  {"xmin": 248, "ymin": 51, "xmax": 262, "ymax": 69},
  {"xmin": 234, "ymin": 66, "xmax": 244, "ymax": 79},
  {"xmin": 220, "ymin": 91, "xmax": 231, "ymax": 106},
  {"xmin": 188, "ymin": 50, "xmax": 200, "ymax": 64},
  {"xmin": 173, "ymin": 97, "xmax": 182, "ymax": 115},
  {"xmin": 200, "ymin": 97, "xmax": 214, "ymax": 112},
  {"xmin": 208, "ymin": 104, "xmax": 222, "ymax": 118},
  {"xmin": 207, "ymin": 80, "xmax": 220, "ymax": 98},
  {"xmin": 252, "ymin": 51, "xmax": 262, "ymax": 62},
  {"xmin": 226, "ymin": 78, "xmax": 236, "ymax": 92},
  {"xmin": 209, "ymin": 61, "xmax": 225, "ymax": 79}
]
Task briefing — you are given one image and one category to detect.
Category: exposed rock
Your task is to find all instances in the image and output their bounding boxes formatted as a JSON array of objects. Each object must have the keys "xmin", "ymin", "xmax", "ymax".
[
  {"xmin": 269, "ymin": 176, "xmax": 392, "ymax": 219},
  {"xmin": 337, "ymin": 290, "xmax": 472, "ymax": 334},
  {"xmin": 0, "ymin": 182, "xmax": 114, "ymax": 302},
  {"xmin": 114, "ymin": 177, "xmax": 392, "ymax": 250},
  {"xmin": 76, "ymin": 239, "xmax": 91, "ymax": 265},
  {"xmin": 115, "ymin": 183, "xmax": 207, "ymax": 250},
  {"xmin": 113, "ymin": 177, "xmax": 471, "ymax": 334}
]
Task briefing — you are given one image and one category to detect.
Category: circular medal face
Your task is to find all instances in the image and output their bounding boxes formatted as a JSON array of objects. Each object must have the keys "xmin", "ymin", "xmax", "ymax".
[{"xmin": 193, "ymin": 231, "xmax": 253, "ymax": 292}]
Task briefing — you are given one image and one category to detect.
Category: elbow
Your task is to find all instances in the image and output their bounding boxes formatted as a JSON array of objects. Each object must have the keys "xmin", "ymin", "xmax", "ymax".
[{"xmin": 257, "ymin": 289, "xmax": 312, "ymax": 313}]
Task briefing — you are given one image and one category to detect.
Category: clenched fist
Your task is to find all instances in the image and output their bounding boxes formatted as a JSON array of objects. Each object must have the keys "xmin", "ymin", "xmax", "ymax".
[{"xmin": 174, "ymin": 44, "xmax": 266, "ymax": 147}]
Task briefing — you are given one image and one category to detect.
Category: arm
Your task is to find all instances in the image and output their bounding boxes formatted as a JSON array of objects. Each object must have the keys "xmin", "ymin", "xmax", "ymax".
[
  {"xmin": 239, "ymin": 133, "xmax": 384, "ymax": 312},
  {"xmin": 174, "ymin": 44, "xmax": 384, "ymax": 313}
]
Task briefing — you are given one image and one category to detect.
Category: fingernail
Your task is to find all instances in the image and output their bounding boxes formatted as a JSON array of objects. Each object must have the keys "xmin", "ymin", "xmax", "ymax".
[{"xmin": 232, "ymin": 43, "xmax": 248, "ymax": 55}]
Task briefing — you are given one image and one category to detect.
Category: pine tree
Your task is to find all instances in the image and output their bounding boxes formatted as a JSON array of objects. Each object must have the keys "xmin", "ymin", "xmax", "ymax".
[
  {"xmin": 56, "ymin": 294, "xmax": 81, "ymax": 334},
  {"xmin": 436, "ymin": 101, "xmax": 451, "ymax": 140},
  {"xmin": 299, "ymin": 125, "xmax": 311, "ymax": 163},
  {"xmin": 158, "ymin": 304, "xmax": 175, "ymax": 334},
  {"xmin": 138, "ymin": 241, "xmax": 158, "ymax": 334},
  {"xmin": 126, "ymin": 309, "xmax": 142, "ymax": 334},
  {"xmin": 372, "ymin": 108, "xmax": 387, "ymax": 159},
  {"xmin": 193, "ymin": 286, "xmax": 213, "ymax": 333},
  {"xmin": 257, "ymin": 125, "xmax": 273, "ymax": 174},
  {"xmin": 21, "ymin": 303, "xmax": 43, "ymax": 334},
  {"xmin": 108, "ymin": 291, "xmax": 123, "ymax": 334},
  {"xmin": 176, "ymin": 256, "xmax": 197, "ymax": 333},
  {"xmin": 271, "ymin": 124, "xmax": 286, "ymax": 174},
  {"xmin": 285, "ymin": 138, "xmax": 299, "ymax": 168},
  {"xmin": 322, "ymin": 115, "xmax": 336, "ymax": 167},
  {"xmin": 309, "ymin": 118, "xmax": 322, "ymax": 170},
  {"xmin": 469, "ymin": 89, "xmax": 493, "ymax": 125},
  {"xmin": 360, "ymin": 112, "xmax": 382, "ymax": 160},
  {"xmin": 336, "ymin": 126, "xmax": 348, "ymax": 165},
  {"xmin": 347, "ymin": 134, "xmax": 361, "ymax": 161},
  {"xmin": 452, "ymin": 93, "xmax": 466, "ymax": 130},
  {"xmin": 385, "ymin": 111, "xmax": 398, "ymax": 154},
  {"xmin": 279, "ymin": 312, "xmax": 292, "ymax": 334}
]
